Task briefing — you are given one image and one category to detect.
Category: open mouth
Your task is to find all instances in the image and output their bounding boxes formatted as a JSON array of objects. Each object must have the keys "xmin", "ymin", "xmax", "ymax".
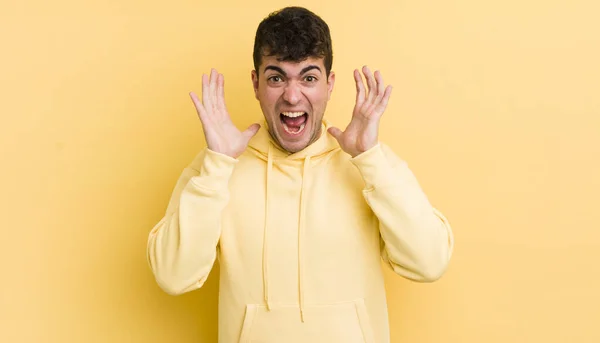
[{"xmin": 280, "ymin": 112, "xmax": 308, "ymax": 135}]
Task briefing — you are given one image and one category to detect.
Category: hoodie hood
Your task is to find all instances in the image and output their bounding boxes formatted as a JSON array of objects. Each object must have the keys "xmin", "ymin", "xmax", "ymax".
[{"xmin": 246, "ymin": 118, "xmax": 340, "ymax": 321}]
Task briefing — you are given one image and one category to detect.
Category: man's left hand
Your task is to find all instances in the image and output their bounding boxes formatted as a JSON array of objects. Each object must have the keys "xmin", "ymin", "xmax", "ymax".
[{"xmin": 328, "ymin": 66, "xmax": 393, "ymax": 157}]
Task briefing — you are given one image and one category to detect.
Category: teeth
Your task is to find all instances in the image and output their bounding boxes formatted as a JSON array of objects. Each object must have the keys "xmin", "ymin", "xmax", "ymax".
[
  {"xmin": 283, "ymin": 122, "xmax": 306, "ymax": 134},
  {"xmin": 281, "ymin": 111, "xmax": 305, "ymax": 118}
]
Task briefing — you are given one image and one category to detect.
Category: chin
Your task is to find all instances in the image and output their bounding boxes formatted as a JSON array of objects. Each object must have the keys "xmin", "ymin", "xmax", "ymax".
[
  {"xmin": 274, "ymin": 131, "xmax": 310, "ymax": 153},
  {"xmin": 281, "ymin": 140, "xmax": 309, "ymax": 153}
]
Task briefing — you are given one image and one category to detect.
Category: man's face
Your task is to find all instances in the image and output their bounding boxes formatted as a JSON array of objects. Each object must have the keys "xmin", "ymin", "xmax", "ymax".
[{"xmin": 252, "ymin": 55, "xmax": 335, "ymax": 153}]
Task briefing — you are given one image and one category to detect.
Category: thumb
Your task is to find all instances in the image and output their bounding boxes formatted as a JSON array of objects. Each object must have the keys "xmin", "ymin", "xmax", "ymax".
[
  {"xmin": 242, "ymin": 123, "xmax": 261, "ymax": 141},
  {"xmin": 328, "ymin": 127, "xmax": 343, "ymax": 141}
]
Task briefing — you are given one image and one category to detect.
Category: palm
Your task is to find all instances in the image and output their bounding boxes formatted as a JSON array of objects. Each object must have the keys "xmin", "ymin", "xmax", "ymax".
[
  {"xmin": 203, "ymin": 117, "xmax": 248, "ymax": 157},
  {"xmin": 328, "ymin": 66, "xmax": 392, "ymax": 157},
  {"xmin": 190, "ymin": 69, "xmax": 260, "ymax": 158},
  {"xmin": 334, "ymin": 117, "xmax": 376, "ymax": 155}
]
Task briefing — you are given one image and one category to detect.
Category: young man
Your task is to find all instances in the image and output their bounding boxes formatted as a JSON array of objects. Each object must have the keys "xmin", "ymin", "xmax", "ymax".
[{"xmin": 147, "ymin": 6, "xmax": 454, "ymax": 343}]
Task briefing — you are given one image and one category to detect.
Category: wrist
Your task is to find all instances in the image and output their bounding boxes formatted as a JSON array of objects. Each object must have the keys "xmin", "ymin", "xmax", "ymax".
[{"xmin": 352, "ymin": 141, "xmax": 378, "ymax": 158}]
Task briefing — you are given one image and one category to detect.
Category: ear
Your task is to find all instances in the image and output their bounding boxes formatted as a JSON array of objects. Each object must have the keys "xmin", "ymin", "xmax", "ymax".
[
  {"xmin": 327, "ymin": 71, "xmax": 335, "ymax": 100},
  {"xmin": 251, "ymin": 70, "xmax": 259, "ymax": 100}
]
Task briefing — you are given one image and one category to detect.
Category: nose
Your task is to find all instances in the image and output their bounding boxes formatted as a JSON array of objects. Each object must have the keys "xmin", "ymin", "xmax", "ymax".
[{"xmin": 282, "ymin": 82, "xmax": 301, "ymax": 105}]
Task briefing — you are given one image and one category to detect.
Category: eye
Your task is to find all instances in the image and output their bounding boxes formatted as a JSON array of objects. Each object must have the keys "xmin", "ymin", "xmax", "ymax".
[
  {"xmin": 305, "ymin": 75, "xmax": 317, "ymax": 82},
  {"xmin": 268, "ymin": 75, "xmax": 282, "ymax": 82}
]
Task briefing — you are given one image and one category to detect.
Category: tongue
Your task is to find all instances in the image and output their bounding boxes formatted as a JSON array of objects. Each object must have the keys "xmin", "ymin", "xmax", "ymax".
[{"xmin": 282, "ymin": 113, "xmax": 307, "ymax": 129}]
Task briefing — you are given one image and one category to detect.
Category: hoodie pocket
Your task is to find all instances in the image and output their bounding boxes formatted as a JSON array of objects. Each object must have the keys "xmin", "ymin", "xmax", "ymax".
[{"xmin": 238, "ymin": 298, "xmax": 375, "ymax": 343}]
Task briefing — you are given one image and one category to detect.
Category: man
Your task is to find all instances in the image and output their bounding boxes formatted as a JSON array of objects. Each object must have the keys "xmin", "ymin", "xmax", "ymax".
[{"xmin": 147, "ymin": 6, "xmax": 453, "ymax": 343}]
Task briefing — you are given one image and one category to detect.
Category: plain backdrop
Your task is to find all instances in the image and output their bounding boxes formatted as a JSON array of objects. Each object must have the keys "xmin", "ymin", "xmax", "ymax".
[{"xmin": 1, "ymin": 0, "xmax": 599, "ymax": 342}]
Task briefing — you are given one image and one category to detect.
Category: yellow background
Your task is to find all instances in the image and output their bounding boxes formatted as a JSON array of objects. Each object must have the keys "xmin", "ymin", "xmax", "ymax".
[{"xmin": 1, "ymin": 0, "xmax": 599, "ymax": 342}]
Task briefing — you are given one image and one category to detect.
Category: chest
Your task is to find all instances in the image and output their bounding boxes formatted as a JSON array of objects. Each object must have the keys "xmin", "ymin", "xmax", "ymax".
[{"xmin": 220, "ymin": 156, "xmax": 378, "ymax": 260}]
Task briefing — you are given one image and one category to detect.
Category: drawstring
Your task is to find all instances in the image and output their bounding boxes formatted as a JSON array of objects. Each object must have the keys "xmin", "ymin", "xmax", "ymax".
[
  {"xmin": 298, "ymin": 156, "xmax": 311, "ymax": 322},
  {"xmin": 263, "ymin": 144, "xmax": 274, "ymax": 311},
  {"xmin": 262, "ymin": 143, "xmax": 311, "ymax": 322}
]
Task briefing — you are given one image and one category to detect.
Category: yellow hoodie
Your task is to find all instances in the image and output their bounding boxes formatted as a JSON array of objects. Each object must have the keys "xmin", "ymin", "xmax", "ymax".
[{"xmin": 147, "ymin": 119, "xmax": 454, "ymax": 343}]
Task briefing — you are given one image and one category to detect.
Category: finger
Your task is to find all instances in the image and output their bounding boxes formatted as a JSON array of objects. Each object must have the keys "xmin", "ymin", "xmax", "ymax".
[
  {"xmin": 202, "ymin": 73, "xmax": 211, "ymax": 110},
  {"xmin": 374, "ymin": 85, "xmax": 393, "ymax": 115},
  {"xmin": 327, "ymin": 127, "xmax": 343, "ymax": 141},
  {"xmin": 209, "ymin": 68, "xmax": 218, "ymax": 110},
  {"xmin": 374, "ymin": 70, "xmax": 385, "ymax": 102},
  {"xmin": 216, "ymin": 73, "xmax": 225, "ymax": 110},
  {"xmin": 363, "ymin": 66, "xmax": 376, "ymax": 104},
  {"xmin": 354, "ymin": 69, "xmax": 365, "ymax": 105},
  {"xmin": 242, "ymin": 123, "xmax": 261, "ymax": 140},
  {"xmin": 190, "ymin": 91, "xmax": 207, "ymax": 121}
]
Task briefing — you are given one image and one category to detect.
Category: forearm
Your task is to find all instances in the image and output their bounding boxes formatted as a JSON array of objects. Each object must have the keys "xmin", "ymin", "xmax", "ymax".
[
  {"xmin": 351, "ymin": 143, "xmax": 454, "ymax": 282},
  {"xmin": 147, "ymin": 148, "xmax": 237, "ymax": 294}
]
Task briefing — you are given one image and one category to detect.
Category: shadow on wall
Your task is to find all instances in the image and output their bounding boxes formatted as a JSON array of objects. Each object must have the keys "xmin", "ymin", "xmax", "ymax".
[
  {"xmin": 73, "ymin": 217, "xmax": 221, "ymax": 342},
  {"xmin": 147, "ymin": 265, "xmax": 221, "ymax": 342},
  {"xmin": 140, "ymin": 250, "xmax": 220, "ymax": 343},
  {"xmin": 133, "ymin": 248, "xmax": 220, "ymax": 341}
]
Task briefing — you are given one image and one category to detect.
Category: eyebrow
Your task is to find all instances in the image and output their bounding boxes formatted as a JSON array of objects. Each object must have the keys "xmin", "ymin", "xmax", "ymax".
[{"xmin": 264, "ymin": 65, "xmax": 322, "ymax": 76}]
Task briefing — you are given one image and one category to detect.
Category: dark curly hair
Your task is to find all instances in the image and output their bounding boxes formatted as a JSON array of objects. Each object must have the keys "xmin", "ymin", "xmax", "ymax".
[{"xmin": 253, "ymin": 7, "xmax": 333, "ymax": 77}]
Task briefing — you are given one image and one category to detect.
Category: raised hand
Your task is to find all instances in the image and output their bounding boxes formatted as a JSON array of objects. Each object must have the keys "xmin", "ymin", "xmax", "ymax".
[
  {"xmin": 190, "ymin": 68, "xmax": 260, "ymax": 159},
  {"xmin": 328, "ymin": 66, "xmax": 393, "ymax": 157}
]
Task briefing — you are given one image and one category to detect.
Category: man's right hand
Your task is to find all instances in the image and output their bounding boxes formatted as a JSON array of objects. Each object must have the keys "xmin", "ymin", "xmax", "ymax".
[{"xmin": 190, "ymin": 68, "xmax": 260, "ymax": 159}]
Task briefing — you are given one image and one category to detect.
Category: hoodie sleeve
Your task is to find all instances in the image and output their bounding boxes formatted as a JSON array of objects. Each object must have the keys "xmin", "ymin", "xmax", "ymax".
[
  {"xmin": 146, "ymin": 148, "xmax": 237, "ymax": 295},
  {"xmin": 350, "ymin": 143, "xmax": 454, "ymax": 282}
]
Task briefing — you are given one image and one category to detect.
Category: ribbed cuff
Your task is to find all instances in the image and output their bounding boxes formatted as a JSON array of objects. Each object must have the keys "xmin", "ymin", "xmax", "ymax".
[
  {"xmin": 350, "ymin": 143, "xmax": 394, "ymax": 190},
  {"xmin": 191, "ymin": 148, "xmax": 238, "ymax": 190}
]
